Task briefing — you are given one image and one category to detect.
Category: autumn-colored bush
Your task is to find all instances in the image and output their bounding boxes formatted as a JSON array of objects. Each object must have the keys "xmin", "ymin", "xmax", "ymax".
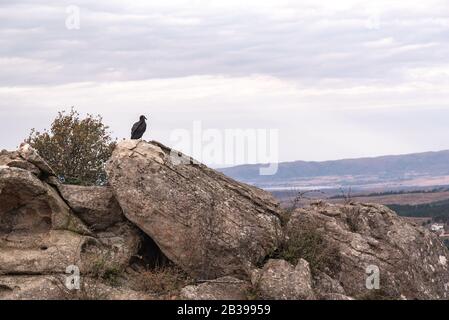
[{"xmin": 26, "ymin": 108, "xmax": 116, "ymax": 185}]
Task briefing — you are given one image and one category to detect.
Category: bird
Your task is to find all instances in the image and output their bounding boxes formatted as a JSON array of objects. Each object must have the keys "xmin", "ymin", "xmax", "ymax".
[{"xmin": 131, "ymin": 115, "xmax": 147, "ymax": 139}]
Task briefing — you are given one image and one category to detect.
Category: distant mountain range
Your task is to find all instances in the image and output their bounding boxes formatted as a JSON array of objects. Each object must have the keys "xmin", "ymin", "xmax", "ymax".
[{"xmin": 218, "ymin": 150, "xmax": 449, "ymax": 190}]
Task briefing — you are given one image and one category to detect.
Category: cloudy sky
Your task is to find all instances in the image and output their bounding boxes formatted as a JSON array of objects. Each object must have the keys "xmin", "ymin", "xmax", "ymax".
[{"xmin": 1, "ymin": 0, "xmax": 449, "ymax": 165}]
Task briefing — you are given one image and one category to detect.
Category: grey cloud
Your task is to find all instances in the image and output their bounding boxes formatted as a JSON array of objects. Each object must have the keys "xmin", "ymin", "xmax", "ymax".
[
  {"xmin": 1, "ymin": 0, "xmax": 449, "ymax": 86},
  {"xmin": 2, "ymin": 0, "xmax": 449, "ymax": 162}
]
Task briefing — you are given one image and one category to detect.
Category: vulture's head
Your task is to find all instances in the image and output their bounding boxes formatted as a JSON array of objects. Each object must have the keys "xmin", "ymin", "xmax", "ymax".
[{"xmin": 140, "ymin": 115, "xmax": 147, "ymax": 121}]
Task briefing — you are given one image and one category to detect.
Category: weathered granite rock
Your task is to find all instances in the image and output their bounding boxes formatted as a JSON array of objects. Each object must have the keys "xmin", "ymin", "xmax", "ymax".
[
  {"xmin": 3, "ymin": 141, "xmax": 449, "ymax": 301},
  {"xmin": 0, "ymin": 167, "xmax": 90, "ymax": 237},
  {"xmin": 0, "ymin": 148, "xmax": 140, "ymax": 298},
  {"xmin": 0, "ymin": 230, "xmax": 95, "ymax": 274},
  {"xmin": 250, "ymin": 259, "xmax": 316, "ymax": 300},
  {"xmin": 0, "ymin": 275, "xmax": 151, "ymax": 300},
  {"xmin": 313, "ymin": 271, "xmax": 347, "ymax": 297},
  {"xmin": 106, "ymin": 140, "xmax": 282, "ymax": 279},
  {"xmin": 180, "ymin": 276, "xmax": 249, "ymax": 300},
  {"xmin": 95, "ymin": 222, "xmax": 142, "ymax": 267},
  {"xmin": 18, "ymin": 143, "xmax": 56, "ymax": 176},
  {"xmin": 288, "ymin": 202, "xmax": 449, "ymax": 300},
  {"xmin": 57, "ymin": 185, "xmax": 125, "ymax": 231},
  {"xmin": 0, "ymin": 150, "xmax": 40, "ymax": 175}
]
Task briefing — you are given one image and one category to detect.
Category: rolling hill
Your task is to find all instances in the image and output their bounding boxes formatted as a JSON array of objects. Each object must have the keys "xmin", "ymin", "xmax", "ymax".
[{"xmin": 219, "ymin": 150, "xmax": 449, "ymax": 190}]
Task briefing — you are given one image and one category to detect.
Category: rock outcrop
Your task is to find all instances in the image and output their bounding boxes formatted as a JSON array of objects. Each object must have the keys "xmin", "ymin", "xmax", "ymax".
[
  {"xmin": 2, "ymin": 142, "xmax": 449, "ymax": 300},
  {"xmin": 288, "ymin": 202, "xmax": 449, "ymax": 300},
  {"xmin": 0, "ymin": 145, "xmax": 142, "ymax": 299},
  {"xmin": 57, "ymin": 185, "xmax": 125, "ymax": 231},
  {"xmin": 0, "ymin": 275, "xmax": 150, "ymax": 300},
  {"xmin": 0, "ymin": 165, "xmax": 89, "ymax": 237},
  {"xmin": 106, "ymin": 140, "xmax": 282, "ymax": 279}
]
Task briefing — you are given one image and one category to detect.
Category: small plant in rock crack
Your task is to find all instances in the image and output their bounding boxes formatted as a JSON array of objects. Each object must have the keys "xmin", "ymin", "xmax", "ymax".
[
  {"xmin": 287, "ymin": 189, "xmax": 324, "ymax": 213},
  {"xmin": 271, "ymin": 224, "xmax": 341, "ymax": 276},
  {"xmin": 136, "ymin": 264, "xmax": 193, "ymax": 297},
  {"xmin": 84, "ymin": 254, "xmax": 126, "ymax": 287},
  {"xmin": 245, "ymin": 281, "xmax": 265, "ymax": 300},
  {"xmin": 280, "ymin": 189, "xmax": 325, "ymax": 225},
  {"xmin": 339, "ymin": 187, "xmax": 354, "ymax": 205}
]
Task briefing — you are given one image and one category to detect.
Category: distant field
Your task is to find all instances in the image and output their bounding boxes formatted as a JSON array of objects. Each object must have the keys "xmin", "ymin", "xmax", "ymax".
[
  {"xmin": 271, "ymin": 188, "xmax": 449, "ymax": 221},
  {"xmin": 272, "ymin": 188, "xmax": 449, "ymax": 205},
  {"xmin": 329, "ymin": 191, "xmax": 449, "ymax": 206},
  {"xmin": 388, "ymin": 199, "xmax": 449, "ymax": 221}
]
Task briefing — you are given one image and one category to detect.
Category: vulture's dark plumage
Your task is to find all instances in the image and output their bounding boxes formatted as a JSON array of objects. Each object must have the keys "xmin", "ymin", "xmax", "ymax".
[{"xmin": 131, "ymin": 115, "xmax": 147, "ymax": 139}]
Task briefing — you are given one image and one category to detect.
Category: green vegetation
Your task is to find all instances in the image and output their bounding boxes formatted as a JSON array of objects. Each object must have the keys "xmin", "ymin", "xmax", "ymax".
[
  {"xmin": 269, "ymin": 225, "xmax": 341, "ymax": 275},
  {"xmin": 136, "ymin": 265, "xmax": 192, "ymax": 297},
  {"xmin": 26, "ymin": 108, "xmax": 116, "ymax": 185},
  {"xmin": 245, "ymin": 284, "xmax": 264, "ymax": 300},
  {"xmin": 88, "ymin": 256, "xmax": 125, "ymax": 287},
  {"xmin": 329, "ymin": 187, "xmax": 449, "ymax": 200},
  {"xmin": 388, "ymin": 199, "xmax": 449, "ymax": 223}
]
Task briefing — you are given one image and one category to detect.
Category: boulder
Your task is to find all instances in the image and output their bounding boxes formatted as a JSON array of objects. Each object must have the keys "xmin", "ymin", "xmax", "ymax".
[
  {"xmin": 95, "ymin": 222, "xmax": 142, "ymax": 267},
  {"xmin": 106, "ymin": 140, "xmax": 282, "ymax": 279},
  {"xmin": 250, "ymin": 259, "xmax": 316, "ymax": 300},
  {"xmin": 0, "ymin": 230, "xmax": 95, "ymax": 274},
  {"xmin": 57, "ymin": 185, "xmax": 125, "ymax": 231},
  {"xmin": 0, "ymin": 169, "xmax": 137, "ymax": 276},
  {"xmin": 288, "ymin": 202, "xmax": 449, "ymax": 300},
  {"xmin": 0, "ymin": 166, "xmax": 90, "ymax": 237},
  {"xmin": 18, "ymin": 143, "xmax": 55, "ymax": 176},
  {"xmin": 180, "ymin": 276, "xmax": 249, "ymax": 300},
  {"xmin": 313, "ymin": 271, "xmax": 347, "ymax": 297},
  {"xmin": 0, "ymin": 275, "xmax": 151, "ymax": 300},
  {"xmin": 0, "ymin": 148, "xmax": 141, "ymax": 298},
  {"xmin": 0, "ymin": 150, "xmax": 41, "ymax": 176},
  {"xmin": 55, "ymin": 185, "xmax": 144, "ymax": 268}
]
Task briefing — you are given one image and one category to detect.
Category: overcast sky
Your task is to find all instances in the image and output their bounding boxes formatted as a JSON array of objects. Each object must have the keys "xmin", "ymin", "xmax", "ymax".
[{"xmin": 1, "ymin": 0, "xmax": 449, "ymax": 165}]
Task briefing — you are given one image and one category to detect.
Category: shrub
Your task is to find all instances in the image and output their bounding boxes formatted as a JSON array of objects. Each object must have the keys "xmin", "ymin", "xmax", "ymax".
[
  {"xmin": 81, "ymin": 253, "xmax": 126, "ymax": 288},
  {"xmin": 271, "ymin": 225, "xmax": 341, "ymax": 275},
  {"xmin": 26, "ymin": 108, "xmax": 116, "ymax": 185},
  {"xmin": 136, "ymin": 265, "xmax": 192, "ymax": 297}
]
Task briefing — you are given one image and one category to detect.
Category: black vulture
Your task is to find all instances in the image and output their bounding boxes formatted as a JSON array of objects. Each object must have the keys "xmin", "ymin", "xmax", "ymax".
[{"xmin": 131, "ymin": 115, "xmax": 147, "ymax": 139}]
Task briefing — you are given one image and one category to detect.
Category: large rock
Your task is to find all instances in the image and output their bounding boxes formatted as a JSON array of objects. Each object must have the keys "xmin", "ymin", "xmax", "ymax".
[
  {"xmin": 95, "ymin": 222, "xmax": 142, "ymax": 267},
  {"xmin": 288, "ymin": 202, "xmax": 449, "ymax": 300},
  {"xmin": 0, "ymin": 230, "xmax": 95, "ymax": 274},
  {"xmin": 312, "ymin": 271, "xmax": 347, "ymax": 298},
  {"xmin": 57, "ymin": 185, "xmax": 125, "ymax": 231},
  {"xmin": 18, "ymin": 143, "xmax": 56, "ymax": 177},
  {"xmin": 250, "ymin": 259, "xmax": 316, "ymax": 300},
  {"xmin": 106, "ymin": 140, "xmax": 282, "ymax": 279},
  {"xmin": 0, "ymin": 144, "xmax": 56, "ymax": 178},
  {"xmin": 0, "ymin": 275, "xmax": 151, "ymax": 300},
  {"xmin": 0, "ymin": 146, "xmax": 141, "ymax": 299},
  {"xmin": 0, "ymin": 150, "xmax": 40, "ymax": 175},
  {"xmin": 180, "ymin": 276, "xmax": 249, "ymax": 300},
  {"xmin": 0, "ymin": 166, "xmax": 90, "ymax": 237},
  {"xmin": 55, "ymin": 184, "xmax": 141, "ymax": 264},
  {"xmin": 0, "ymin": 167, "xmax": 138, "ymax": 275}
]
